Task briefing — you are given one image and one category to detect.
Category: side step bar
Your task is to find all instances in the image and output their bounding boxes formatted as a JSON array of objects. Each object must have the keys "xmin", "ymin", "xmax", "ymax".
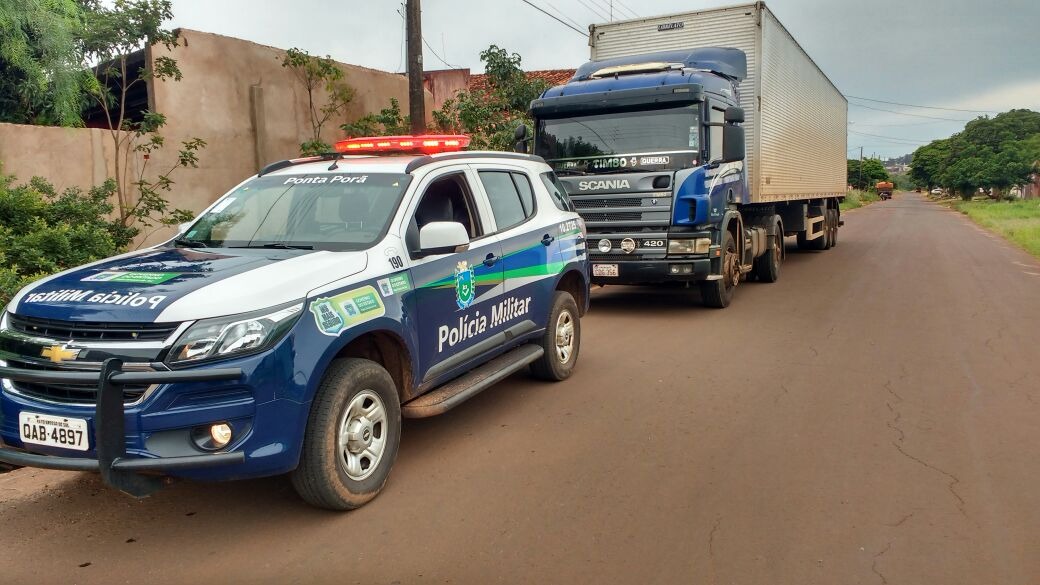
[{"xmin": 402, "ymin": 344, "xmax": 544, "ymax": 418}]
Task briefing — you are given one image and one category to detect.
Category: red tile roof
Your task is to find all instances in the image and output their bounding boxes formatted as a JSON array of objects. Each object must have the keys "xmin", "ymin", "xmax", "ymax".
[{"xmin": 468, "ymin": 69, "xmax": 575, "ymax": 93}]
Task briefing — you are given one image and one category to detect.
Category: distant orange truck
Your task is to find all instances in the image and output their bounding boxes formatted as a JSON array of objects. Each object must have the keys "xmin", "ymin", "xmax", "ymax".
[{"xmin": 876, "ymin": 181, "xmax": 894, "ymax": 200}]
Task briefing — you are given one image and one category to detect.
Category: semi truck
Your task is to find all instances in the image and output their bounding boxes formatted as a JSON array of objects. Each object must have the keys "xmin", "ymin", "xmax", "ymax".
[
  {"xmin": 527, "ymin": 1, "xmax": 847, "ymax": 307},
  {"xmin": 876, "ymin": 181, "xmax": 894, "ymax": 200}
]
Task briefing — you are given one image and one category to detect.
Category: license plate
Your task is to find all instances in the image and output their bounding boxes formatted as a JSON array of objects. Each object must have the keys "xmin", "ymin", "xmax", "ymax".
[
  {"xmin": 19, "ymin": 412, "xmax": 89, "ymax": 451},
  {"xmin": 593, "ymin": 264, "xmax": 619, "ymax": 277}
]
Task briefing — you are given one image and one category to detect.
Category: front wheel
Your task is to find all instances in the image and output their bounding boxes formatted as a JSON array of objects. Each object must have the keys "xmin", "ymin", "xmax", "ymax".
[
  {"xmin": 291, "ymin": 358, "xmax": 402, "ymax": 511},
  {"xmin": 700, "ymin": 230, "xmax": 738, "ymax": 308},
  {"xmin": 531, "ymin": 291, "xmax": 581, "ymax": 381}
]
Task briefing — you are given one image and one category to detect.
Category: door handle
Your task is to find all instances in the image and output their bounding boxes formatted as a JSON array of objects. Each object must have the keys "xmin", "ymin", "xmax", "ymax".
[
  {"xmin": 541, "ymin": 234, "xmax": 555, "ymax": 247},
  {"xmin": 483, "ymin": 253, "xmax": 500, "ymax": 267}
]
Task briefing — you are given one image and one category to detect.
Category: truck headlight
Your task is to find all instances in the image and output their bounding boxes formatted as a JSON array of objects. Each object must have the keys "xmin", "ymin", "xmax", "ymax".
[
  {"xmin": 168, "ymin": 301, "xmax": 304, "ymax": 365},
  {"xmin": 668, "ymin": 238, "xmax": 712, "ymax": 255}
]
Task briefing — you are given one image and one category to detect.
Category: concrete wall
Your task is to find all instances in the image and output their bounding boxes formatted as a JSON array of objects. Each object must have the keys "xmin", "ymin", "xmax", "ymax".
[
  {"xmin": 424, "ymin": 69, "xmax": 471, "ymax": 111},
  {"xmin": 0, "ymin": 29, "xmax": 432, "ymax": 246},
  {"xmin": 0, "ymin": 123, "xmax": 133, "ymax": 191}
]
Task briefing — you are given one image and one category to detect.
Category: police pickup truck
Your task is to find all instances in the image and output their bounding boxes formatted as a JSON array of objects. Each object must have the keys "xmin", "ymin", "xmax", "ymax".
[{"xmin": 0, "ymin": 135, "xmax": 589, "ymax": 510}]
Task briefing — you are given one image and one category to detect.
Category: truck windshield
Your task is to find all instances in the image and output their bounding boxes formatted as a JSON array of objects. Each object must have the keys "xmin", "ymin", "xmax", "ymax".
[
  {"xmin": 179, "ymin": 173, "xmax": 412, "ymax": 251},
  {"xmin": 536, "ymin": 105, "xmax": 700, "ymax": 173}
]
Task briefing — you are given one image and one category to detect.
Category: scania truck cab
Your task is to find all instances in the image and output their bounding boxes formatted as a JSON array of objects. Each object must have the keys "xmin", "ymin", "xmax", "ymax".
[{"xmin": 529, "ymin": 4, "xmax": 848, "ymax": 308}]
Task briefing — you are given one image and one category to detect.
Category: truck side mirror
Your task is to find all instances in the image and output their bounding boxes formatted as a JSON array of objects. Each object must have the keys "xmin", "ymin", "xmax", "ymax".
[
  {"xmin": 418, "ymin": 221, "xmax": 470, "ymax": 256},
  {"xmin": 514, "ymin": 124, "xmax": 530, "ymax": 154},
  {"xmin": 724, "ymin": 106, "xmax": 745, "ymax": 124},
  {"xmin": 722, "ymin": 125, "xmax": 745, "ymax": 163}
]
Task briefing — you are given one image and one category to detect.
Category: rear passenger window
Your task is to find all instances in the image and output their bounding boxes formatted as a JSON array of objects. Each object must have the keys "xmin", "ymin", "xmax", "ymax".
[
  {"xmin": 479, "ymin": 171, "xmax": 532, "ymax": 231},
  {"xmin": 540, "ymin": 172, "xmax": 575, "ymax": 211},
  {"xmin": 512, "ymin": 173, "xmax": 536, "ymax": 216}
]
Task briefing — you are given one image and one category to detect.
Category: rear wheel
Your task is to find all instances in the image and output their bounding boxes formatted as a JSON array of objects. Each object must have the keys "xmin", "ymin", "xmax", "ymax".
[
  {"xmin": 753, "ymin": 220, "xmax": 783, "ymax": 283},
  {"xmin": 830, "ymin": 209, "xmax": 839, "ymax": 247},
  {"xmin": 531, "ymin": 291, "xmax": 581, "ymax": 381},
  {"xmin": 291, "ymin": 358, "xmax": 402, "ymax": 511},
  {"xmin": 700, "ymin": 230, "xmax": 738, "ymax": 308}
]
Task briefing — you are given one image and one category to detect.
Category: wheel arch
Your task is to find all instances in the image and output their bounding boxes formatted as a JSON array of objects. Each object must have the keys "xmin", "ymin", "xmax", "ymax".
[
  {"xmin": 554, "ymin": 268, "xmax": 589, "ymax": 316},
  {"xmin": 333, "ymin": 329, "xmax": 417, "ymax": 403}
]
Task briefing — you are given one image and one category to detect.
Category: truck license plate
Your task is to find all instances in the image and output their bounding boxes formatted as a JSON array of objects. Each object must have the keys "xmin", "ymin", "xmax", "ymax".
[
  {"xmin": 593, "ymin": 264, "xmax": 619, "ymax": 277},
  {"xmin": 19, "ymin": 412, "xmax": 89, "ymax": 451}
]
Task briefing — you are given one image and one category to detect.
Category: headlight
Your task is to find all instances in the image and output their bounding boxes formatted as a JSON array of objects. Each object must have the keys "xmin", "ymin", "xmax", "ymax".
[
  {"xmin": 167, "ymin": 301, "xmax": 304, "ymax": 366},
  {"xmin": 668, "ymin": 238, "xmax": 712, "ymax": 255}
]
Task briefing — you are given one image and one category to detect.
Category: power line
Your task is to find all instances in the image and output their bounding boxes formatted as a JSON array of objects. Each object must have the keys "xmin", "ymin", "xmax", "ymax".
[
  {"xmin": 848, "ymin": 129, "xmax": 930, "ymax": 144},
  {"xmin": 849, "ymin": 119, "xmax": 949, "ymax": 127},
  {"xmin": 575, "ymin": 0, "xmax": 608, "ymax": 21},
  {"xmin": 848, "ymin": 102, "xmax": 973, "ymax": 123},
  {"xmin": 613, "ymin": 0, "xmax": 641, "ymax": 19},
  {"xmin": 519, "ymin": 0, "xmax": 586, "ymax": 35},
  {"xmin": 396, "ymin": 6, "xmax": 460, "ymax": 70},
  {"xmin": 845, "ymin": 94, "xmax": 999, "ymax": 114},
  {"xmin": 545, "ymin": 1, "xmax": 585, "ymax": 30}
]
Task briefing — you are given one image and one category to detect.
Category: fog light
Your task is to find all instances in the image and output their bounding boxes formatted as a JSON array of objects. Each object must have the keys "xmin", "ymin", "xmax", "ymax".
[
  {"xmin": 669, "ymin": 264, "xmax": 694, "ymax": 275},
  {"xmin": 210, "ymin": 423, "xmax": 233, "ymax": 448},
  {"xmin": 598, "ymin": 239, "xmax": 612, "ymax": 253}
]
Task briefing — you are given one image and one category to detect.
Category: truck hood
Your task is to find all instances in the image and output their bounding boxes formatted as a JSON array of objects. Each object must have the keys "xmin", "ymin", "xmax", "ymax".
[{"xmin": 11, "ymin": 247, "xmax": 368, "ymax": 323}]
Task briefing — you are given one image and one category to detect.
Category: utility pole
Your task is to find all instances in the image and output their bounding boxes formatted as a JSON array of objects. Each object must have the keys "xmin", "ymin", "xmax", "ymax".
[
  {"xmin": 406, "ymin": 0, "xmax": 425, "ymax": 134},
  {"xmin": 858, "ymin": 146, "xmax": 864, "ymax": 190}
]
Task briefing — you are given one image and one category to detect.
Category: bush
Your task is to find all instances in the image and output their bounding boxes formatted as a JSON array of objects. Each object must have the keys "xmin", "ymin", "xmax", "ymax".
[{"xmin": 0, "ymin": 172, "xmax": 135, "ymax": 307}]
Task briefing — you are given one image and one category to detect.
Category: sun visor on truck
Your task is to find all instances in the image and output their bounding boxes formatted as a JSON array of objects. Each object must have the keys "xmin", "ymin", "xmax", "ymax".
[{"xmin": 572, "ymin": 47, "xmax": 748, "ymax": 83}]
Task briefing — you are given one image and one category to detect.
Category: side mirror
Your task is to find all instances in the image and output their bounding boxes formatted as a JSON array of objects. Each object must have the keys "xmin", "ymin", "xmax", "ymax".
[
  {"xmin": 418, "ymin": 221, "xmax": 470, "ymax": 256},
  {"xmin": 722, "ymin": 125, "xmax": 745, "ymax": 163},
  {"xmin": 514, "ymin": 123, "xmax": 530, "ymax": 154},
  {"xmin": 724, "ymin": 106, "xmax": 745, "ymax": 124}
]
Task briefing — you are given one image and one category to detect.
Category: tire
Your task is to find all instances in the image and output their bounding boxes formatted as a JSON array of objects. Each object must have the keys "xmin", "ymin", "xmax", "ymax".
[
  {"xmin": 291, "ymin": 358, "xmax": 402, "ymax": 511},
  {"xmin": 700, "ymin": 230, "xmax": 738, "ymax": 308},
  {"xmin": 753, "ymin": 220, "xmax": 783, "ymax": 283},
  {"xmin": 830, "ymin": 210, "xmax": 839, "ymax": 247},
  {"xmin": 530, "ymin": 291, "xmax": 581, "ymax": 381},
  {"xmin": 823, "ymin": 210, "xmax": 834, "ymax": 250}
]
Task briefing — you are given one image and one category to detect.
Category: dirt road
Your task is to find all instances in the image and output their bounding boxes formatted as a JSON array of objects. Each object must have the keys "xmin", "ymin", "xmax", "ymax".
[{"xmin": 2, "ymin": 192, "xmax": 1039, "ymax": 584}]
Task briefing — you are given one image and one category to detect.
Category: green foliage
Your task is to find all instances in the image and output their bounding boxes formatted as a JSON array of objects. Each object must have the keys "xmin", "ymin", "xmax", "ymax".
[
  {"xmin": 341, "ymin": 97, "xmax": 411, "ymax": 138},
  {"xmin": 847, "ymin": 158, "xmax": 890, "ymax": 190},
  {"xmin": 0, "ymin": 172, "xmax": 134, "ymax": 307},
  {"xmin": 911, "ymin": 110, "xmax": 1040, "ymax": 199},
  {"xmin": 283, "ymin": 48, "xmax": 356, "ymax": 155},
  {"xmin": 432, "ymin": 46, "xmax": 548, "ymax": 150},
  {"xmin": 79, "ymin": 0, "xmax": 204, "ymax": 229},
  {"xmin": 840, "ymin": 189, "xmax": 881, "ymax": 211},
  {"xmin": 0, "ymin": 0, "xmax": 89, "ymax": 126},
  {"xmin": 955, "ymin": 199, "xmax": 1040, "ymax": 258}
]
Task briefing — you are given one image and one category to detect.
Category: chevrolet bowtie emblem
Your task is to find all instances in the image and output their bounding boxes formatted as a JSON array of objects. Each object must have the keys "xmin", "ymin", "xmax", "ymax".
[{"xmin": 41, "ymin": 345, "xmax": 80, "ymax": 364}]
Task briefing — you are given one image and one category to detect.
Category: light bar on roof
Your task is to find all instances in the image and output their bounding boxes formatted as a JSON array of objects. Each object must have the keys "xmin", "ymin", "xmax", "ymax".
[{"xmin": 334, "ymin": 135, "xmax": 471, "ymax": 155}]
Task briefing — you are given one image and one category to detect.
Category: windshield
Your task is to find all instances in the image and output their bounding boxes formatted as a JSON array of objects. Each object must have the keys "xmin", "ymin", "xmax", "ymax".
[
  {"xmin": 180, "ymin": 173, "xmax": 411, "ymax": 251},
  {"xmin": 536, "ymin": 105, "xmax": 701, "ymax": 173}
]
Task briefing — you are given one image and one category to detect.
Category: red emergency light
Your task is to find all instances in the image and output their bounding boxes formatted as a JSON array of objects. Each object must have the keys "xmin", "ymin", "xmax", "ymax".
[{"xmin": 334, "ymin": 135, "xmax": 471, "ymax": 155}]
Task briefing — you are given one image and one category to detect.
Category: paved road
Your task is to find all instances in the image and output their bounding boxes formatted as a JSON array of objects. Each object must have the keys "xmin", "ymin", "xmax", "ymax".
[{"xmin": 2, "ymin": 192, "xmax": 1039, "ymax": 584}]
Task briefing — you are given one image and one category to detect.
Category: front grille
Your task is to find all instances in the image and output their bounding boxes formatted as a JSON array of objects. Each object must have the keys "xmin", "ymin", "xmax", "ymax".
[
  {"xmin": 581, "ymin": 211, "xmax": 644, "ymax": 222},
  {"xmin": 573, "ymin": 197, "xmax": 642, "ymax": 209},
  {"xmin": 3, "ymin": 358, "xmax": 151, "ymax": 404},
  {"xmin": 9, "ymin": 314, "xmax": 178, "ymax": 342}
]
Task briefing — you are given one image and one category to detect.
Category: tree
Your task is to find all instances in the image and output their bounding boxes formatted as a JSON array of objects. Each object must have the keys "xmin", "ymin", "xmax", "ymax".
[
  {"xmin": 341, "ymin": 98, "xmax": 410, "ymax": 138},
  {"xmin": 431, "ymin": 46, "xmax": 549, "ymax": 150},
  {"xmin": 847, "ymin": 158, "xmax": 889, "ymax": 190},
  {"xmin": 0, "ymin": 171, "xmax": 133, "ymax": 307},
  {"xmin": 79, "ymin": 0, "xmax": 203, "ymax": 232},
  {"xmin": 910, "ymin": 139, "xmax": 950, "ymax": 189},
  {"xmin": 282, "ymin": 48, "xmax": 356, "ymax": 155},
  {"xmin": 0, "ymin": 0, "xmax": 88, "ymax": 126}
]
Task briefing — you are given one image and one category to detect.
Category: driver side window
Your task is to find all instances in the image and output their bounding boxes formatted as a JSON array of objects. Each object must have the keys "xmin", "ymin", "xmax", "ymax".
[{"xmin": 408, "ymin": 172, "xmax": 483, "ymax": 255}]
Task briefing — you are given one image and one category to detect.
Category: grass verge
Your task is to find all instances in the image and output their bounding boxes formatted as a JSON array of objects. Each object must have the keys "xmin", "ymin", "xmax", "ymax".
[
  {"xmin": 954, "ymin": 199, "xmax": 1040, "ymax": 259},
  {"xmin": 840, "ymin": 189, "xmax": 881, "ymax": 211}
]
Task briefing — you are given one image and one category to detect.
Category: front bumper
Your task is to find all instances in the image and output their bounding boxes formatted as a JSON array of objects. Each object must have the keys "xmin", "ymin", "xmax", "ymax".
[
  {"xmin": 0, "ymin": 359, "xmax": 243, "ymax": 497},
  {"xmin": 589, "ymin": 258, "xmax": 713, "ymax": 285}
]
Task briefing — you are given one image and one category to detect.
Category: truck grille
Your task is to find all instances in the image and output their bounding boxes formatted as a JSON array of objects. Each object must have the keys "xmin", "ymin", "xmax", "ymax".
[
  {"xmin": 570, "ymin": 193, "xmax": 673, "ymax": 229},
  {"xmin": 8, "ymin": 314, "xmax": 178, "ymax": 342},
  {"xmin": 573, "ymin": 197, "xmax": 642, "ymax": 209},
  {"xmin": 3, "ymin": 358, "xmax": 152, "ymax": 404}
]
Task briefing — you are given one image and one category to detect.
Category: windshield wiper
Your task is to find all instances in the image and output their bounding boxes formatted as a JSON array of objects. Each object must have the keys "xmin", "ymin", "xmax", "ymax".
[
  {"xmin": 553, "ymin": 169, "xmax": 588, "ymax": 176},
  {"xmin": 174, "ymin": 238, "xmax": 208, "ymax": 248},
  {"xmin": 232, "ymin": 242, "xmax": 315, "ymax": 250}
]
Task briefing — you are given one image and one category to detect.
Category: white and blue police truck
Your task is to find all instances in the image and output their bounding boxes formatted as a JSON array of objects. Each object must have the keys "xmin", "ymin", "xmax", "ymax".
[{"xmin": 0, "ymin": 135, "xmax": 590, "ymax": 510}]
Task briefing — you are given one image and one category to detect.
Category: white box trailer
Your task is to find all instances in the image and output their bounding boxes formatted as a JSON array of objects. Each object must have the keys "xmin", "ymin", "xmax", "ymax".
[{"xmin": 589, "ymin": 1, "xmax": 847, "ymax": 203}]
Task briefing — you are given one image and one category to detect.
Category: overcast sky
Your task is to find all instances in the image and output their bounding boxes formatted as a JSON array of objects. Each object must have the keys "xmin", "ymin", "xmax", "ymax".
[{"xmin": 168, "ymin": 0, "xmax": 1040, "ymax": 159}]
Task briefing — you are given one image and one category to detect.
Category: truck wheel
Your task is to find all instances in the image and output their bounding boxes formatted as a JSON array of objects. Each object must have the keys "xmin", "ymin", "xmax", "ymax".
[
  {"xmin": 753, "ymin": 225, "xmax": 783, "ymax": 283},
  {"xmin": 700, "ymin": 230, "xmax": 737, "ymax": 308},
  {"xmin": 531, "ymin": 291, "xmax": 581, "ymax": 381},
  {"xmin": 829, "ymin": 210, "xmax": 839, "ymax": 247},
  {"xmin": 291, "ymin": 358, "xmax": 402, "ymax": 511}
]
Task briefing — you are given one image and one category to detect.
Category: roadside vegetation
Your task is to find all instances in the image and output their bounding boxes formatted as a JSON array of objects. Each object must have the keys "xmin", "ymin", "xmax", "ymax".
[
  {"xmin": 954, "ymin": 199, "xmax": 1040, "ymax": 258},
  {"xmin": 840, "ymin": 189, "xmax": 881, "ymax": 211}
]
